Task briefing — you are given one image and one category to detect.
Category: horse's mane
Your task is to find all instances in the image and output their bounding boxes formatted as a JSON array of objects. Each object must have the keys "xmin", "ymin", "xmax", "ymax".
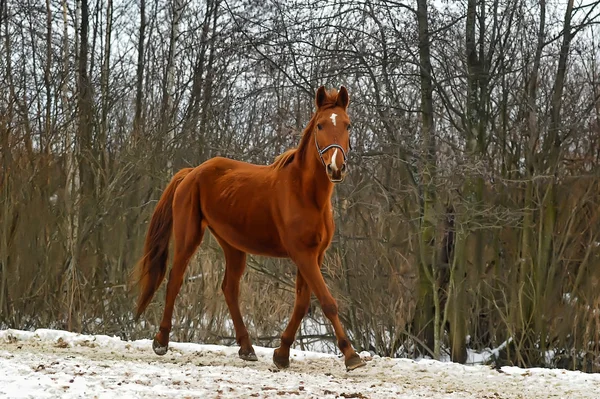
[
  {"xmin": 270, "ymin": 88, "xmax": 340, "ymax": 171},
  {"xmin": 271, "ymin": 148, "xmax": 297, "ymax": 170}
]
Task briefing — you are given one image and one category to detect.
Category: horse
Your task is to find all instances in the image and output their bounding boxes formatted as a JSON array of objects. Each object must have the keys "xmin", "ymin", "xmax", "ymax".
[{"xmin": 131, "ymin": 85, "xmax": 366, "ymax": 371}]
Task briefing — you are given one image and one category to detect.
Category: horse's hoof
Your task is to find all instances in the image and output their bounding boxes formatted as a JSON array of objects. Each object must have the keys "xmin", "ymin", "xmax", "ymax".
[
  {"xmin": 239, "ymin": 348, "xmax": 258, "ymax": 361},
  {"xmin": 152, "ymin": 337, "xmax": 168, "ymax": 356},
  {"xmin": 273, "ymin": 351, "xmax": 290, "ymax": 369},
  {"xmin": 345, "ymin": 353, "xmax": 367, "ymax": 371}
]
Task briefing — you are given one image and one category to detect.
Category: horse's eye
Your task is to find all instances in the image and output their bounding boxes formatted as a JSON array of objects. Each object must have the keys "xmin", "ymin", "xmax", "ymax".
[
  {"xmin": 347, "ymin": 124, "xmax": 352, "ymax": 130},
  {"xmin": 317, "ymin": 124, "xmax": 323, "ymax": 130}
]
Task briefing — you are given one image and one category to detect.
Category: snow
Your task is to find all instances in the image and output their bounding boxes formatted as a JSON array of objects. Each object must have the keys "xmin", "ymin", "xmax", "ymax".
[{"xmin": 1, "ymin": 328, "xmax": 600, "ymax": 398}]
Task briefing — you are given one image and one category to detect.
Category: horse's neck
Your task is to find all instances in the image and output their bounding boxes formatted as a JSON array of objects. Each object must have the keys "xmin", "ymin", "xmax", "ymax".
[{"xmin": 294, "ymin": 147, "xmax": 334, "ymax": 211}]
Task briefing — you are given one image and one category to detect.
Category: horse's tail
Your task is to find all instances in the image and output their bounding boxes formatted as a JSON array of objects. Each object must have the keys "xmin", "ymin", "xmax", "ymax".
[{"xmin": 132, "ymin": 167, "xmax": 194, "ymax": 320}]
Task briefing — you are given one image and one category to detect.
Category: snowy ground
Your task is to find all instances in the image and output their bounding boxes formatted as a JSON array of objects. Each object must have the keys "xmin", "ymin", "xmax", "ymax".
[{"xmin": 1, "ymin": 328, "xmax": 599, "ymax": 398}]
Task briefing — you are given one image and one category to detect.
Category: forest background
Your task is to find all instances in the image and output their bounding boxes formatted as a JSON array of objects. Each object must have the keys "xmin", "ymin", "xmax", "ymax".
[{"xmin": 1, "ymin": 0, "xmax": 599, "ymax": 373}]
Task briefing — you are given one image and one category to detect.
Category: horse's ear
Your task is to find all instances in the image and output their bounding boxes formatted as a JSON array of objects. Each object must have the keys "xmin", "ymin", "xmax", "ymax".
[
  {"xmin": 315, "ymin": 86, "xmax": 327, "ymax": 109},
  {"xmin": 337, "ymin": 86, "xmax": 349, "ymax": 109}
]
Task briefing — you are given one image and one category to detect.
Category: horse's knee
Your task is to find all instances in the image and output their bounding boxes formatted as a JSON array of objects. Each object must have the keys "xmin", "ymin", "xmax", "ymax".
[
  {"xmin": 321, "ymin": 302, "xmax": 338, "ymax": 319},
  {"xmin": 221, "ymin": 269, "xmax": 231, "ymax": 293},
  {"xmin": 221, "ymin": 276, "xmax": 239, "ymax": 301}
]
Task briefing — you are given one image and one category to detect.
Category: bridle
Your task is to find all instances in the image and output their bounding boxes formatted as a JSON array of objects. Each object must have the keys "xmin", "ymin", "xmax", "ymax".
[{"xmin": 314, "ymin": 128, "xmax": 348, "ymax": 168}]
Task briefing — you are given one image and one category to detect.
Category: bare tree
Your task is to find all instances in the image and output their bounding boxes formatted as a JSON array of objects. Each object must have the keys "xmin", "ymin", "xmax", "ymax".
[{"xmin": 1, "ymin": 0, "xmax": 599, "ymax": 373}]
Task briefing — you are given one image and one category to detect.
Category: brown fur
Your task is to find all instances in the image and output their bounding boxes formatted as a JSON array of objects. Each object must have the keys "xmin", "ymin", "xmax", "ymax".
[{"xmin": 132, "ymin": 86, "xmax": 365, "ymax": 370}]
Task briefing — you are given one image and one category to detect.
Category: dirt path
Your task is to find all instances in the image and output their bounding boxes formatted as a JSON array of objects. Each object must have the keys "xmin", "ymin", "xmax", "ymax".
[{"xmin": 1, "ymin": 329, "xmax": 598, "ymax": 398}]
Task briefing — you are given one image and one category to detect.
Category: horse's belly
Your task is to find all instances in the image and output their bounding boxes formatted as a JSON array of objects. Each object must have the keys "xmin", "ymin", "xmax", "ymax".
[
  {"xmin": 204, "ymin": 209, "xmax": 288, "ymax": 257},
  {"xmin": 208, "ymin": 222, "xmax": 288, "ymax": 257}
]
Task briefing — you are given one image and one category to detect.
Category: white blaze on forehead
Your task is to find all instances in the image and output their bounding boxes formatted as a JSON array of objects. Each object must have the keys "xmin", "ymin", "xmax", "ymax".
[
  {"xmin": 331, "ymin": 148, "xmax": 339, "ymax": 171},
  {"xmin": 330, "ymin": 112, "xmax": 338, "ymax": 126}
]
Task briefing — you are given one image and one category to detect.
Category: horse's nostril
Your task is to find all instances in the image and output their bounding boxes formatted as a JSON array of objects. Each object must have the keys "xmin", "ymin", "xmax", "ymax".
[
  {"xmin": 326, "ymin": 164, "xmax": 333, "ymax": 174},
  {"xmin": 341, "ymin": 163, "xmax": 346, "ymax": 172}
]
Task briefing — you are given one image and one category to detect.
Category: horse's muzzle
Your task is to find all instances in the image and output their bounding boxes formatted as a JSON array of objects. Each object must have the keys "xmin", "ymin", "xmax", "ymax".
[{"xmin": 326, "ymin": 162, "xmax": 347, "ymax": 183}]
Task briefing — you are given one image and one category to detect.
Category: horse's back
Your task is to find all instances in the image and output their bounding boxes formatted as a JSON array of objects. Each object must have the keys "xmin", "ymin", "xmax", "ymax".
[{"xmin": 201, "ymin": 155, "xmax": 265, "ymax": 169}]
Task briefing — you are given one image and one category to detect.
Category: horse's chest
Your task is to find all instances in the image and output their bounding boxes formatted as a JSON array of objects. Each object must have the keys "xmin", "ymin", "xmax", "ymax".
[{"xmin": 295, "ymin": 213, "xmax": 334, "ymax": 250}]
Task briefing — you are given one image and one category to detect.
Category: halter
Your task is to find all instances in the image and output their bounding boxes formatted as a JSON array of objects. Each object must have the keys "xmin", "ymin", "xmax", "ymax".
[{"xmin": 314, "ymin": 129, "xmax": 348, "ymax": 167}]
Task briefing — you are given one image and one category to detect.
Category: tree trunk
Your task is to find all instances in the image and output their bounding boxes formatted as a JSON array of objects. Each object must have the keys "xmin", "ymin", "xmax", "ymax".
[
  {"xmin": 181, "ymin": 0, "xmax": 214, "ymax": 161},
  {"xmin": 198, "ymin": 0, "xmax": 220, "ymax": 161},
  {"xmin": 44, "ymin": 0, "xmax": 52, "ymax": 155},
  {"xmin": 100, "ymin": 0, "xmax": 112, "ymax": 171},
  {"xmin": 64, "ymin": 0, "xmax": 93, "ymax": 332},
  {"xmin": 415, "ymin": 0, "xmax": 439, "ymax": 359},
  {"xmin": 0, "ymin": 0, "xmax": 13, "ymax": 319},
  {"xmin": 159, "ymin": 0, "xmax": 183, "ymax": 175},
  {"xmin": 446, "ymin": 0, "xmax": 483, "ymax": 365},
  {"xmin": 132, "ymin": 0, "xmax": 146, "ymax": 145},
  {"xmin": 535, "ymin": 0, "xmax": 573, "ymax": 363},
  {"xmin": 517, "ymin": 0, "xmax": 546, "ymax": 367}
]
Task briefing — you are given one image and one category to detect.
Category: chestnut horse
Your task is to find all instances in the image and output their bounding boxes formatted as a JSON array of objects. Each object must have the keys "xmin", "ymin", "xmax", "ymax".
[{"xmin": 132, "ymin": 86, "xmax": 366, "ymax": 371}]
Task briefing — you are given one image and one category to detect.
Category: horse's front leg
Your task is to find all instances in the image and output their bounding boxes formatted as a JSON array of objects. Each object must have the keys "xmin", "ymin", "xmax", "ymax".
[
  {"xmin": 273, "ymin": 270, "xmax": 312, "ymax": 368},
  {"xmin": 283, "ymin": 249, "xmax": 366, "ymax": 371}
]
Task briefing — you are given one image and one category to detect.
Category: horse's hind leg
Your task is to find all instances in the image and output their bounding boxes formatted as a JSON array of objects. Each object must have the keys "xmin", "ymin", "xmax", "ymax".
[
  {"xmin": 153, "ymin": 186, "xmax": 205, "ymax": 355},
  {"xmin": 218, "ymin": 240, "xmax": 256, "ymax": 361},
  {"xmin": 273, "ymin": 270, "xmax": 311, "ymax": 369}
]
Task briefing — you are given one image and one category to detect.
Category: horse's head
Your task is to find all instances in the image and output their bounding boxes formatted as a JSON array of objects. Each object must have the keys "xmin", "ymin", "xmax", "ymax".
[{"xmin": 313, "ymin": 85, "xmax": 351, "ymax": 183}]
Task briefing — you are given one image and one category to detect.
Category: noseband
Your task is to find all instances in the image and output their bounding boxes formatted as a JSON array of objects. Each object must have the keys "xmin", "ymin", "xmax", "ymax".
[{"xmin": 314, "ymin": 130, "xmax": 348, "ymax": 167}]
